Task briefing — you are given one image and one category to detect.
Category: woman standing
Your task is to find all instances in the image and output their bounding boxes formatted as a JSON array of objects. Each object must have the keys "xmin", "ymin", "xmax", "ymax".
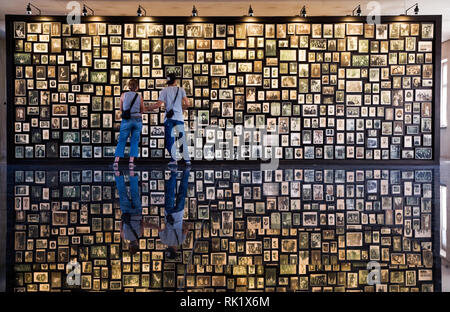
[{"xmin": 113, "ymin": 79, "xmax": 143, "ymax": 168}]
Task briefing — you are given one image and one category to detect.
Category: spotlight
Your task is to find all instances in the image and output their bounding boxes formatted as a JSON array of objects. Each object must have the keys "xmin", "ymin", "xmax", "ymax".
[
  {"xmin": 405, "ymin": 3, "xmax": 419, "ymax": 15},
  {"xmin": 26, "ymin": 3, "xmax": 41, "ymax": 15},
  {"xmin": 248, "ymin": 5, "xmax": 254, "ymax": 16},
  {"xmin": 352, "ymin": 4, "xmax": 361, "ymax": 16},
  {"xmin": 191, "ymin": 5, "xmax": 198, "ymax": 17},
  {"xmin": 82, "ymin": 4, "xmax": 94, "ymax": 16},
  {"xmin": 137, "ymin": 4, "xmax": 147, "ymax": 17},
  {"xmin": 300, "ymin": 5, "xmax": 306, "ymax": 17}
]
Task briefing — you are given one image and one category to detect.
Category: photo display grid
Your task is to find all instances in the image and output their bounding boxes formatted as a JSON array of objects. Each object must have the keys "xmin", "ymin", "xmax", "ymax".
[
  {"xmin": 10, "ymin": 18, "xmax": 436, "ymax": 161},
  {"xmin": 10, "ymin": 167, "xmax": 437, "ymax": 292}
]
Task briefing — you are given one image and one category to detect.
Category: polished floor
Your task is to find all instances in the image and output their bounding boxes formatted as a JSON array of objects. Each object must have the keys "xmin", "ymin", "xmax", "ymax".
[{"xmin": 0, "ymin": 162, "xmax": 445, "ymax": 292}]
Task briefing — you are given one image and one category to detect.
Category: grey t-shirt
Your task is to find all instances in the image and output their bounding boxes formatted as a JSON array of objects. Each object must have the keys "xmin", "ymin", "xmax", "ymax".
[
  {"xmin": 123, "ymin": 214, "xmax": 142, "ymax": 242},
  {"xmin": 158, "ymin": 86, "xmax": 186, "ymax": 122},
  {"xmin": 159, "ymin": 209, "xmax": 186, "ymax": 247},
  {"xmin": 122, "ymin": 91, "xmax": 142, "ymax": 119}
]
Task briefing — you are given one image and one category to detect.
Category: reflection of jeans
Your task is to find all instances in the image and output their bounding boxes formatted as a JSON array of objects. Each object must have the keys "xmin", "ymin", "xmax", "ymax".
[
  {"xmin": 164, "ymin": 119, "xmax": 190, "ymax": 161},
  {"xmin": 115, "ymin": 118, "xmax": 142, "ymax": 158},
  {"xmin": 115, "ymin": 175, "xmax": 142, "ymax": 214},
  {"xmin": 165, "ymin": 169, "xmax": 190, "ymax": 214}
]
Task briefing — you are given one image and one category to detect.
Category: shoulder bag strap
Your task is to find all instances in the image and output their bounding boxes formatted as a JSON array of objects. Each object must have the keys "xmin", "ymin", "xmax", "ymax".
[
  {"xmin": 129, "ymin": 92, "xmax": 139, "ymax": 111},
  {"xmin": 171, "ymin": 87, "xmax": 180, "ymax": 107}
]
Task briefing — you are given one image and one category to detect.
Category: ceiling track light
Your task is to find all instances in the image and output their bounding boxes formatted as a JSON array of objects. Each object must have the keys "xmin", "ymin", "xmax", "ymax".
[
  {"xmin": 26, "ymin": 3, "xmax": 41, "ymax": 15},
  {"xmin": 191, "ymin": 5, "xmax": 198, "ymax": 17},
  {"xmin": 248, "ymin": 5, "xmax": 254, "ymax": 17},
  {"xmin": 405, "ymin": 3, "xmax": 419, "ymax": 15},
  {"xmin": 137, "ymin": 4, "xmax": 147, "ymax": 17},
  {"xmin": 352, "ymin": 4, "xmax": 362, "ymax": 16},
  {"xmin": 82, "ymin": 4, "xmax": 94, "ymax": 16},
  {"xmin": 300, "ymin": 5, "xmax": 307, "ymax": 17}
]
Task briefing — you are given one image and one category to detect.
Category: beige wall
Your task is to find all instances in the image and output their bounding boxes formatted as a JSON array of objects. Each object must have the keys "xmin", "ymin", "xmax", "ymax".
[{"xmin": 441, "ymin": 40, "xmax": 450, "ymax": 159}]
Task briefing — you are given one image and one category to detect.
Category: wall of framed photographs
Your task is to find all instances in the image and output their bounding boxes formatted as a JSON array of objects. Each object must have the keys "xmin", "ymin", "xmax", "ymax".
[
  {"xmin": 6, "ymin": 15, "xmax": 441, "ymax": 164},
  {"xmin": 8, "ymin": 166, "xmax": 440, "ymax": 291}
]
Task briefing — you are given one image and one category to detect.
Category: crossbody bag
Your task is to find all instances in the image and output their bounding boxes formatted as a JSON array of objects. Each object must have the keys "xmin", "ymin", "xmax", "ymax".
[
  {"xmin": 122, "ymin": 93, "xmax": 139, "ymax": 120},
  {"xmin": 166, "ymin": 87, "xmax": 180, "ymax": 119}
]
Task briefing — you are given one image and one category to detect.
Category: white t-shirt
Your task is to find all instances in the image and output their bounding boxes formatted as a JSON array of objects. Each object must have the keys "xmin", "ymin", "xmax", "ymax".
[{"xmin": 158, "ymin": 86, "xmax": 186, "ymax": 122}]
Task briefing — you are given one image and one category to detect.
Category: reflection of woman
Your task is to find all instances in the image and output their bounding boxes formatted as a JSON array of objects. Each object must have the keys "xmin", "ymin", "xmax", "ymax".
[
  {"xmin": 160, "ymin": 167, "xmax": 191, "ymax": 259},
  {"xmin": 115, "ymin": 169, "xmax": 154, "ymax": 255}
]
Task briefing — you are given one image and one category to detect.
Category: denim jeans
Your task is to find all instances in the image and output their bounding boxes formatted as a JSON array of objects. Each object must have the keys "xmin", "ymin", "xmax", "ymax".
[
  {"xmin": 115, "ymin": 174, "xmax": 142, "ymax": 214},
  {"xmin": 115, "ymin": 118, "xmax": 142, "ymax": 158},
  {"xmin": 164, "ymin": 119, "xmax": 190, "ymax": 161},
  {"xmin": 165, "ymin": 168, "xmax": 190, "ymax": 214}
]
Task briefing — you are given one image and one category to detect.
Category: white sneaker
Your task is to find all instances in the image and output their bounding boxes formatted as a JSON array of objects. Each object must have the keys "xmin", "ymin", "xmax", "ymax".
[{"xmin": 168, "ymin": 160, "xmax": 178, "ymax": 166}]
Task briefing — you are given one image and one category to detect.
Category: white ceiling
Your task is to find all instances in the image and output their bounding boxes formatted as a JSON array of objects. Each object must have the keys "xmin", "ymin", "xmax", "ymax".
[{"xmin": 1, "ymin": 0, "xmax": 450, "ymax": 41}]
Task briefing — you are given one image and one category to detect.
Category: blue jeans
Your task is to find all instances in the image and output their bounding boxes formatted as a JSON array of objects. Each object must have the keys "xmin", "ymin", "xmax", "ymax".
[
  {"xmin": 115, "ymin": 174, "xmax": 142, "ymax": 214},
  {"xmin": 164, "ymin": 119, "xmax": 190, "ymax": 161},
  {"xmin": 165, "ymin": 168, "xmax": 190, "ymax": 214},
  {"xmin": 115, "ymin": 118, "xmax": 142, "ymax": 158}
]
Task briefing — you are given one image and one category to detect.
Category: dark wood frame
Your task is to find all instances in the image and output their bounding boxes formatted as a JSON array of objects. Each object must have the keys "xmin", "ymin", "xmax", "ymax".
[{"xmin": 5, "ymin": 15, "xmax": 442, "ymax": 165}]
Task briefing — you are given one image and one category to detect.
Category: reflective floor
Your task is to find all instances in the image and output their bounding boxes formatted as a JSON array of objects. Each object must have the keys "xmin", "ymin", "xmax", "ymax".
[{"xmin": 0, "ymin": 163, "xmax": 443, "ymax": 292}]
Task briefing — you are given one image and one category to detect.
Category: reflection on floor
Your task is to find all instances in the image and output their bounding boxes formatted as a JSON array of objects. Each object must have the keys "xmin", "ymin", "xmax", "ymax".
[{"xmin": 7, "ymin": 164, "xmax": 440, "ymax": 292}]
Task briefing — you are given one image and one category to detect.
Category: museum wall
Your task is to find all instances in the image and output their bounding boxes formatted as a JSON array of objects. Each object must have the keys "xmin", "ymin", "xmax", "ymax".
[
  {"xmin": 441, "ymin": 40, "xmax": 450, "ymax": 159},
  {"xmin": 6, "ymin": 17, "xmax": 439, "ymax": 163}
]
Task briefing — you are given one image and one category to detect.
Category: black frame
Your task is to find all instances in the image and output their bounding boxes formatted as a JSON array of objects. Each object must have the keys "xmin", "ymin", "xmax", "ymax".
[{"xmin": 5, "ymin": 15, "xmax": 442, "ymax": 165}]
